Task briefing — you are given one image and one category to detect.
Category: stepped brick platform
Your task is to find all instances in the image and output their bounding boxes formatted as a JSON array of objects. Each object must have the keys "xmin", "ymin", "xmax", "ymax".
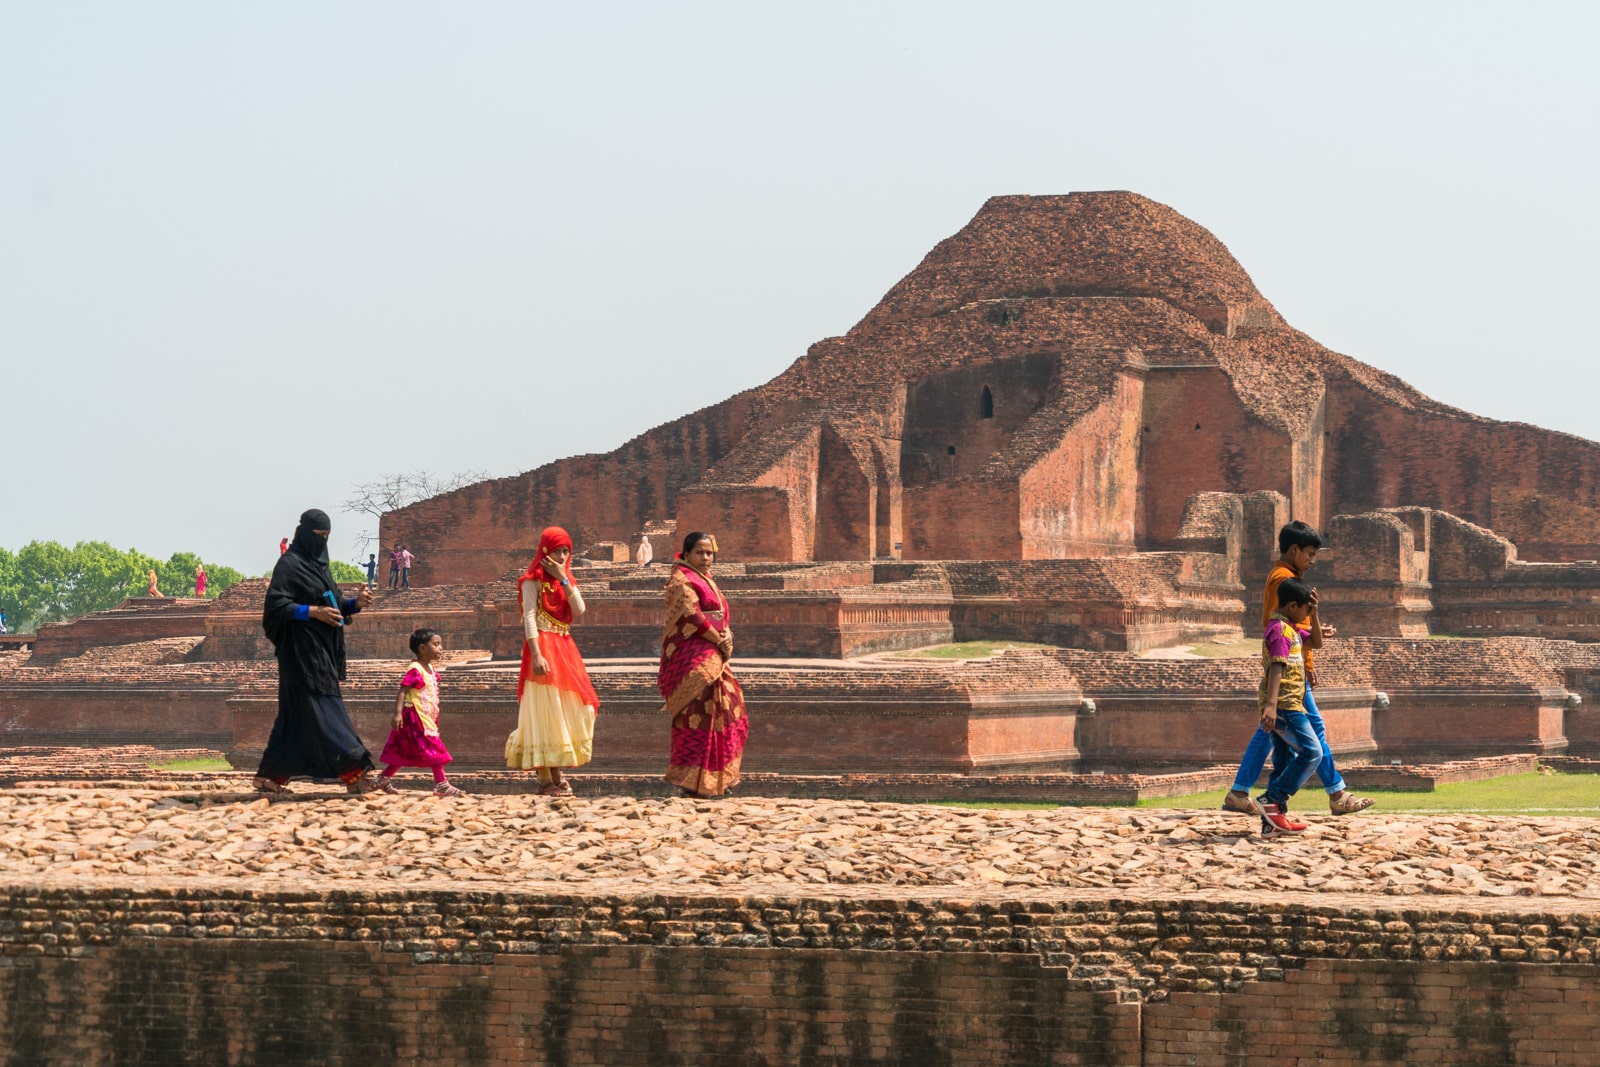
[
  {"xmin": 2, "ymin": 788, "xmax": 1598, "ymax": 1064},
  {"xmin": 5, "ymin": 634, "xmax": 1598, "ymax": 773},
  {"xmin": 0, "ymin": 749, "xmax": 1570, "ymax": 806},
  {"xmin": 28, "ymin": 597, "xmax": 213, "ymax": 665}
]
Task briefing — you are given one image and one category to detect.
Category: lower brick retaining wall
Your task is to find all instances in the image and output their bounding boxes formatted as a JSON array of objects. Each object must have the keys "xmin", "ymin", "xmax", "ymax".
[{"xmin": 2, "ymin": 883, "xmax": 1597, "ymax": 1065}]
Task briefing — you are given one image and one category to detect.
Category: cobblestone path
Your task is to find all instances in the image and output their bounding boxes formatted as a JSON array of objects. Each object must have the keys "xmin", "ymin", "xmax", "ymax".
[{"xmin": 1, "ymin": 788, "xmax": 1596, "ymax": 904}]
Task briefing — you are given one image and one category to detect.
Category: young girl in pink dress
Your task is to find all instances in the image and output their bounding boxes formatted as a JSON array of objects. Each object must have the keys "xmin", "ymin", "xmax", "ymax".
[{"xmin": 376, "ymin": 628, "xmax": 465, "ymax": 796}]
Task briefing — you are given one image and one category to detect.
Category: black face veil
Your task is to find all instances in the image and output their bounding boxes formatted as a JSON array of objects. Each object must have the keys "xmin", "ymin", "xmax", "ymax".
[{"xmin": 290, "ymin": 509, "xmax": 333, "ymax": 566}]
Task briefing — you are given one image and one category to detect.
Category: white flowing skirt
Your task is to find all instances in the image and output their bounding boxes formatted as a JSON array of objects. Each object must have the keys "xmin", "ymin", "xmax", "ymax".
[{"xmin": 505, "ymin": 680, "xmax": 595, "ymax": 769}]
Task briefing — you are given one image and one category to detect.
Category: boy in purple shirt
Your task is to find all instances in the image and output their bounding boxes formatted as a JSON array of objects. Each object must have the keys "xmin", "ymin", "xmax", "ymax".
[{"xmin": 1256, "ymin": 577, "xmax": 1322, "ymax": 835}]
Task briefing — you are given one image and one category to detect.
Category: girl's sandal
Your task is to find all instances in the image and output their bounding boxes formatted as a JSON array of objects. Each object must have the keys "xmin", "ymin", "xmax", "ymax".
[
  {"xmin": 376, "ymin": 779, "xmax": 401, "ymax": 795},
  {"xmin": 1329, "ymin": 792, "xmax": 1376, "ymax": 815},
  {"xmin": 433, "ymin": 782, "xmax": 465, "ymax": 798},
  {"xmin": 537, "ymin": 782, "xmax": 574, "ymax": 797}
]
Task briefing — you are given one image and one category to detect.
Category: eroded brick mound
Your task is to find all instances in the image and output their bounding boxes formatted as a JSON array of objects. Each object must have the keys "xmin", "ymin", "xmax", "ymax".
[{"xmin": 857, "ymin": 192, "xmax": 1277, "ymax": 334}]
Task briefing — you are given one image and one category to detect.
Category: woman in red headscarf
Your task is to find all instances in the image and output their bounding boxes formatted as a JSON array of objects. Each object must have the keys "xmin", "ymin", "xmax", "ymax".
[{"xmin": 505, "ymin": 527, "xmax": 599, "ymax": 796}]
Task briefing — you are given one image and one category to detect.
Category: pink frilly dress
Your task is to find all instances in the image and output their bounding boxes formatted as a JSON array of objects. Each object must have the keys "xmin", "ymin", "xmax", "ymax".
[{"xmin": 379, "ymin": 661, "xmax": 453, "ymax": 768}]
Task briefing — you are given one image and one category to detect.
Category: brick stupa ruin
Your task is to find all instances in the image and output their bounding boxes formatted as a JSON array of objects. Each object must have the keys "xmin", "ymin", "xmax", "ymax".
[{"xmin": 383, "ymin": 191, "xmax": 1600, "ymax": 584}]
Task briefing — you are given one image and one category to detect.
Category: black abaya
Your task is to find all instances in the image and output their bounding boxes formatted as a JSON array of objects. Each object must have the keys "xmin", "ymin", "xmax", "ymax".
[{"xmin": 256, "ymin": 513, "xmax": 374, "ymax": 781}]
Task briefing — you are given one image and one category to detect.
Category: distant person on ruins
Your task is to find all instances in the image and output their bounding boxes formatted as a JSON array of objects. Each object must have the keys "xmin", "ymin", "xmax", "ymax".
[
  {"xmin": 361, "ymin": 553, "xmax": 378, "ymax": 587},
  {"xmin": 1252, "ymin": 578, "xmax": 1321, "ymax": 834},
  {"xmin": 387, "ymin": 543, "xmax": 402, "ymax": 589},
  {"xmin": 194, "ymin": 563, "xmax": 207, "ymax": 598},
  {"xmin": 280, "ymin": 536, "xmax": 289, "ymax": 556},
  {"xmin": 636, "ymin": 532, "xmax": 653, "ymax": 568},
  {"xmin": 1222, "ymin": 521, "xmax": 1375, "ymax": 820},
  {"xmin": 659, "ymin": 531, "xmax": 748, "ymax": 798},
  {"xmin": 146, "ymin": 569, "xmax": 162, "ymax": 598},
  {"xmin": 505, "ymin": 526, "xmax": 599, "ymax": 797},
  {"xmin": 375, "ymin": 628, "xmax": 464, "ymax": 796},
  {"xmin": 0, "ymin": 610, "xmax": 8, "ymax": 634},
  {"xmin": 400, "ymin": 545, "xmax": 414, "ymax": 589},
  {"xmin": 252, "ymin": 508, "xmax": 379, "ymax": 796}
]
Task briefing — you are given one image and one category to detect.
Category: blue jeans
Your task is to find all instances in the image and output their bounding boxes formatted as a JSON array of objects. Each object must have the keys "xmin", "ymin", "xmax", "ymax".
[
  {"xmin": 1264, "ymin": 710, "xmax": 1323, "ymax": 807},
  {"xmin": 1229, "ymin": 687, "xmax": 1347, "ymax": 795}
]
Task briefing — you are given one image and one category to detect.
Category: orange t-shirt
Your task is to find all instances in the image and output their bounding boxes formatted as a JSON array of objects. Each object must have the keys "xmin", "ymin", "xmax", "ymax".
[{"xmin": 1262, "ymin": 563, "xmax": 1316, "ymax": 675}]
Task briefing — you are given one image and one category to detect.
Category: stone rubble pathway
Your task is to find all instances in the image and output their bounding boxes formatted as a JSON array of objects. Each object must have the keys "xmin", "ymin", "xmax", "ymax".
[{"xmin": 0, "ymin": 787, "xmax": 1597, "ymax": 903}]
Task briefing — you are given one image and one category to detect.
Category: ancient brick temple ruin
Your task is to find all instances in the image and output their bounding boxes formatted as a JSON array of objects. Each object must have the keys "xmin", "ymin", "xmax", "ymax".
[{"xmin": 382, "ymin": 191, "xmax": 1600, "ymax": 584}]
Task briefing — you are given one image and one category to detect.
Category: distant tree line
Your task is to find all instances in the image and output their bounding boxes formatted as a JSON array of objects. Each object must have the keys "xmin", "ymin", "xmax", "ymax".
[{"xmin": 0, "ymin": 542, "xmax": 250, "ymax": 631}]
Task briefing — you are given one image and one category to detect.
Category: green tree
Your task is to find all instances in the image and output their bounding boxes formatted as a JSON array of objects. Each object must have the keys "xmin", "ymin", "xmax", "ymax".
[
  {"xmin": 66, "ymin": 540, "xmax": 149, "ymax": 616},
  {"xmin": 0, "ymin": 541, "xmax": 254, "ymax": 629},
  {"xmin": 330, "ymin": 560, "xmax": 367, "ymax": 584},
  {"xmin": 0, "ymin": 547, "xmax": 18, "ymax": 629}
]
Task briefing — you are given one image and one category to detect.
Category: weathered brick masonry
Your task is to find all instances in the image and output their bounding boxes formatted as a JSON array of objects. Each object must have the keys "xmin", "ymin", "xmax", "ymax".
[{"xmin": 2, "ymin": 883, "xmax": 1597, "ymax": 1065}]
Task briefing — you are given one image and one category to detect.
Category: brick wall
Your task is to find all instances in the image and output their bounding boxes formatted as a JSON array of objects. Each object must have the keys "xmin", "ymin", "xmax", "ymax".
[
  {"xmin": 0, "ymin": 938, "xmax": 1138, "ymax": 1066},
  {"xmin": 1136, "ymin": 366, "xmax": 1298, "ymax": 547},
  {"xmin": 2, "ymin": 884, "xmax": 1597, "ymax": 1066},
  {"xmin": 1145, "ymin": 958, "xmax": 1600, "ymax": 1066}
]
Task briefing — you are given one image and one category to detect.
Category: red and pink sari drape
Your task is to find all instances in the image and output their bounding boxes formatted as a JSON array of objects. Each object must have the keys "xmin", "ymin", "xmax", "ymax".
[{"xmin": 659, "ymin": 562, "xmax": 748, "ymax": 796}]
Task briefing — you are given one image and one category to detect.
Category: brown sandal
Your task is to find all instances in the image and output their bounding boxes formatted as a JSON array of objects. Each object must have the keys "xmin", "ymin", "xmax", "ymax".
[
  {"xmin": 537, "ymin": 781, "xmax": 575, "ymax": 797},
  {"xmin": 252, "ymin": 776, "xmax": 289, "ymax": 796},
  {"xmin": 1329, "ymin": 792, "xmax": 1376, "ymax": 815}
]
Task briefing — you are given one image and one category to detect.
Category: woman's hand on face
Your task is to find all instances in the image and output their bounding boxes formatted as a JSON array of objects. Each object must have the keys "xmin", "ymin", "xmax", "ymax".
[
  {"xmin": 309, "ymin": 605, "xmax": 344, "ymax": 626},
  {"xmin": 541, "ymin": 556, "xmax": 564, "ymax": 580}
]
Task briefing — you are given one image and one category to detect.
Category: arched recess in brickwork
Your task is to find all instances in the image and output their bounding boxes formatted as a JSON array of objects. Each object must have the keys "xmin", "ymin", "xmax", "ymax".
[
  {"xmin": 814, "ymin": 425, "xmax": 874, "ymax": 560},
  {"xmin": 980, "ymin": 386, "xmax": 994, "ymax": 419}
]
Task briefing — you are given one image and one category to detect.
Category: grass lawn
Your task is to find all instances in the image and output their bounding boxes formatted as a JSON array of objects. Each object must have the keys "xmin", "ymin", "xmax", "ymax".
[
  {"xmin": 894, "ymin": 641, "xmax": 1054, "ymax": 659},
  {"xmin": 149, "ymin": 757, "xmax": 233, "ymax": 772},
  {"xmin": 1138, "ymin": 772, "xmax": 1600, "ymax": 816},
  {"xmin": 931, "ymin": 772, "xmax": 1600, "ymax": 814},
  {"xmin": 1187, "ymin": 639, "xmax": 1261, "ymax": 658}
]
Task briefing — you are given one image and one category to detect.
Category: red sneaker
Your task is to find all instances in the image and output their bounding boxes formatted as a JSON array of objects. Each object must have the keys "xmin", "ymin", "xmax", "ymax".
[
  {"xmin": 1260, "ymin": 806, "xmax": 1308, "ymax": 835},
  {"xmin": 1261, "ymin": 803, "xmax": 1308, "ymax": 831}
]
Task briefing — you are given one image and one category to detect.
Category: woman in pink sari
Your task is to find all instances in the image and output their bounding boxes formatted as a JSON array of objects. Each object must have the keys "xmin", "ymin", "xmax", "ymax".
[{"xmin": 660, "ymin": 531, "xmax": 748, "ymax": 797}]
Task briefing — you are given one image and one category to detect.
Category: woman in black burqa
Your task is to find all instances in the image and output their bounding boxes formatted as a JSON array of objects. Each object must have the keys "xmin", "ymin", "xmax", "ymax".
[{"xmin": 252, "ymin": 509, "xmax": 379, "ymax": 795}]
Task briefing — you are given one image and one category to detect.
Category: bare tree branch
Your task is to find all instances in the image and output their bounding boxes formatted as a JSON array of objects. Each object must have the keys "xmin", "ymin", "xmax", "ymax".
[{"xmin": 342, "ymin": 470, "xmax": 490, "ymax": 521}]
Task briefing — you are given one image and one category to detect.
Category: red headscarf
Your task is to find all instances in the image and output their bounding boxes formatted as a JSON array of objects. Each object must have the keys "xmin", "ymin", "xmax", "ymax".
[{"xmin": 517, "ymin": 526, "xmax": 575, "ymax": 624}]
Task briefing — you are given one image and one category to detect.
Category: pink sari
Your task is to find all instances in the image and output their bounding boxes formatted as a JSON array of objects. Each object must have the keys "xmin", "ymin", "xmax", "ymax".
[{"xmin": 659, "ymin": 562, "xmax": 748, "ymax": 796}]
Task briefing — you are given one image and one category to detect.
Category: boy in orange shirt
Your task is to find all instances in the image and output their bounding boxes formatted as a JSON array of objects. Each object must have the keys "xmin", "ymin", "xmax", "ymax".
[{"xmin": 1221, "ymin": 521, "xmax": 1375, "ymax": 819}]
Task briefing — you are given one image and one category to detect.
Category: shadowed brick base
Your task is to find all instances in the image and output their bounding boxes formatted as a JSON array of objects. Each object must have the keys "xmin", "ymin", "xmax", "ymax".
[{"xmin": 2, "ymin": 884, "xmax": 1597, "ymax": 1065}]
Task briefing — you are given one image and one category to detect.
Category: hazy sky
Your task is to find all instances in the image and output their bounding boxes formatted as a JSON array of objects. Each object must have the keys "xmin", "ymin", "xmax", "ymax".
[{"xmin": 4, "ymin": 2, "xmax": 1596, "ymax": 574}]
